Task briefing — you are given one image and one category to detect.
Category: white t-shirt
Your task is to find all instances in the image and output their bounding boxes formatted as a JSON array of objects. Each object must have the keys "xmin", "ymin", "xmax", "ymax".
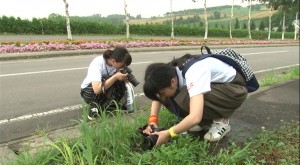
[
  {"xmin": 81, "ymin": 56, "xmax": 116, "ymax": 89},
  {"xmin": 176, "ymin": 57, "xmax": 236, "ymax": 97}
]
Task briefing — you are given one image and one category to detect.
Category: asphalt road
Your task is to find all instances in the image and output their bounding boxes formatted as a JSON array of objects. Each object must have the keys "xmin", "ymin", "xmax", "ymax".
[{"xmin": 0, "ymin": 46, "xmax": 299, "ymax": 143}]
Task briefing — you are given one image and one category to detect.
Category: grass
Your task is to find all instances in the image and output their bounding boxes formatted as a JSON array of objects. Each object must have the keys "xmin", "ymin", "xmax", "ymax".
[
  {"xmin": 259, "ymin": 67, "xmax": 299, "ymax": 87},
  {"xmin": 4, "ymin": 67, "xmax": 299, "ymax": 165}
]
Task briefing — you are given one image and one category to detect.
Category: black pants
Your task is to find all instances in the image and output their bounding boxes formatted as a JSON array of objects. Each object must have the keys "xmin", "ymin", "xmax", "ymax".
[{"xmin": 80, "ymin": 81, "xmax": 126, "ymax": 110}]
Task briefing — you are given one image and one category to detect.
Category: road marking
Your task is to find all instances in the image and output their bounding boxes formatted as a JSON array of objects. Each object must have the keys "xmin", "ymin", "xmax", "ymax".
[
  {"xmin": 243, "ymin": 50, "xmax": 290, "ymax": 55},
  {"xmin": 0, "ymin": 61, "xmax": 153, "ymax": 77},
  {"xmin": 0, "ymin": 67, "xmax": 88, "ymax": 77},
  {"xmin": 0, "ymin": 105, "xmax": 81, "ymax": 125},
  {"xmin": 0, "ymin": 63, "xmax": 298, "ymax": 125},
  {"xmin": 0, "ymin": 94, "xmax": 145, "ymax": 125}
]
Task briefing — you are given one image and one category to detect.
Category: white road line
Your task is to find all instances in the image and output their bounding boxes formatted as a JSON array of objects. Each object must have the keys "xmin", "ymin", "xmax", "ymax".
[
  {"xmin": 0, "ymin": 64, "xmax": 298, "ymax": 125},
  {"xmin": 243, "ymin": 50, "xmax": 290, "ymax": 55},
  {"xmin": 0, "ymin": 105, "xmax": 81, "ymax": 125},
  {"xmin": 0, "ymin": 93, "xmax": 145, "ymax": 125},
  {"xmin": 0, "ymin": 61, "xmax": 153, "ymax": 77},
  {"xmin": 0, "ymin": 67, "xmax": 88, "ymax": 77}
]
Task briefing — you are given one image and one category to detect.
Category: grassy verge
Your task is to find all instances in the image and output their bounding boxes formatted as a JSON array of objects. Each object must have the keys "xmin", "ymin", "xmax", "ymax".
[
  {"xmin": 5, "ymin": 67, "xmax": 299, "ymax": 165},
  {"xmin": 259, "ymin": 67, "xmax": 299, "ymax": 87}
]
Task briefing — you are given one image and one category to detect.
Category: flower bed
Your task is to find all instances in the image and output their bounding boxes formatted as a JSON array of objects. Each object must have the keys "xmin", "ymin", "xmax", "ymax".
[{"xmin": 0, "ymin": 39, "xmax": 299, "ymax": 54}]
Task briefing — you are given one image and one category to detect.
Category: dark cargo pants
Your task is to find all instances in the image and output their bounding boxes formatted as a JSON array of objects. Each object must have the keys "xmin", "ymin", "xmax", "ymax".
[{"xmin": 164, "ymin": 72, "xmax": 248, "ymax": 125}]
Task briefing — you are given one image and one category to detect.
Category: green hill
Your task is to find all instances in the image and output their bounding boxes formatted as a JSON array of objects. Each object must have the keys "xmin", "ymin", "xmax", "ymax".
[{"xmin": 130, "ymin": 4, "xmax": 273, "ymax": 28}]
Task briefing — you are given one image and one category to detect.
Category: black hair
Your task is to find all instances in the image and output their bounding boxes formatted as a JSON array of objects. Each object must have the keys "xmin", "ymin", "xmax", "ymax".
[
  {"xmin": 103, "ymin": 47, "xmax": 132, "ymax": 66},
  {"xmin": 143, "ymin": 63, "xmax": 177, "ymax": 101},
  {"xmin": 143, "ymin": 54, "xmax": 197, "ymax": 101},
  {"xmin": 168, "ymin": 53, "xmax": 197, "ymax": 70}
]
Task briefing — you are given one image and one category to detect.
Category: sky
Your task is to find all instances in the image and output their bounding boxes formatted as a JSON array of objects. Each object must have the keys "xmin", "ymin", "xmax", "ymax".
[{"xmin": 0, "ymin": 0, "xmax": 257, "ymax": 20}]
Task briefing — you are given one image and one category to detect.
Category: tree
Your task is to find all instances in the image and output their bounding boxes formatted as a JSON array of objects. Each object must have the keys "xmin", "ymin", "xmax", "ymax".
[
  {"xmin": 170, "ymin": 0, "xmax": 175, "ymax": 39},
  {"xmin": 63, "ymin": 0, "xmax": 72, "ymax": 40},
  {"xmin": 270, "ymin": 0, "xmax": 297, "ymax": 40},
  {"xmin": 259, "ymin": 0, "xmax": 274, "ymax": 40},
  {"xmin": 292, "ymin": 0, "xmax": 299, "ymax": 40},
  {"xmin": 293, "ymin": 12, "xmax": 299, "ymax": 40},
  {"xmin": 230, "ymin": 0, "xmax": 235, "ymax": 39},
  {"xmin": 251, "ymin": 20, "xmax": 256, "ymax": 30},
  {"xmin": 243, "ymin": 22, "xmax": 248, "ymax": 29},
  {"xmin": 124, "ymin": 0, "xmax": 130, "ymax": 39},
  {"xmin": 203, "ymin": 0, "xmax": 208, "ymax": 39},
  {"xmin": 136, "ymin": 14, "xmax": 142, "ymax": 19},
  {"xmin": 267, "ymin": 5, "xmax": 273, "ymax": 39},
  {"xmin": 259, "ymin": 20, "xmax": 266, "ymax": 30},
  {"xmin": 243, "ymin": 0, "xmax": 263, "ymax": 38},
  {"xmin": 192, "ymin": 0, "xmax": 208, "ymax": 39},
  {"xmin": 213, "ymin": 11, "xmax": 221, "ymax": 19},
  {"xmin": 235, "ymin": 18, "xmax": 240, "ymax": 29},
  {"xmin": 242, "ymin": 0, "xmax": 253, "ymax": 39}
]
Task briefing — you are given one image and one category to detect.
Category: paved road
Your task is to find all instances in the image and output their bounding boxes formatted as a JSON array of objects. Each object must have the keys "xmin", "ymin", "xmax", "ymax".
[{"xmin": 0, "ymin": 46, "xmax": 299, "ymax": 143}]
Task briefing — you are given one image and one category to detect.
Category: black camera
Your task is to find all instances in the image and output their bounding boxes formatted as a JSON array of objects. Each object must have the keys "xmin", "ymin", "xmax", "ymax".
[
  {"xmin": 140, "ymin": 125, "xmax": 166, "ymax": 150},
  {"xmin": 120, "ymin": 67, "xmax": 140, "ymax": 87}
]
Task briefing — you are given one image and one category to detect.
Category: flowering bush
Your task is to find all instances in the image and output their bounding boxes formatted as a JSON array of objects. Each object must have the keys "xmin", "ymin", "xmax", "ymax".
[{"xmin": 0, "ymin": 39, "xmax": 299, "ymax": 54}]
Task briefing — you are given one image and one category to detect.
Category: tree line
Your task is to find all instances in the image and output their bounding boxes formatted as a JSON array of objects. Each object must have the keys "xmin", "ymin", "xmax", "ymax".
[
  {"xmin": 0, "ymin": 15, "xmax": 294, "ymax": 40},
  {"xmin": 0, "ymin": 0, "xmax": 298, "ymax": 40},
  {"xmin": 163, "ymin": 12, "xmax": 296, "ymax": 33}
]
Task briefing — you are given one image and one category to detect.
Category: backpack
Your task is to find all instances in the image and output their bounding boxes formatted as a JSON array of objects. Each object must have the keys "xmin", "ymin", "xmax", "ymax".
[{"xmin": 181, "ymin": 46, "xmax": 259, "ymax": 93}]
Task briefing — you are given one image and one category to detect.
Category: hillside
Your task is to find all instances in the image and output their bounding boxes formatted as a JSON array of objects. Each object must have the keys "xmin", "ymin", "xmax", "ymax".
[{"xmin": 130, "ymin": 4, "xmax": 273, "ymax": 26}]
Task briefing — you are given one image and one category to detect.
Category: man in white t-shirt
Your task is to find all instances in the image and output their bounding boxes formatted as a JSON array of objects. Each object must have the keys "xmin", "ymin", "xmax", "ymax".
[{"xmin": 142, "ymin": 54, "xmax": 248, "ymax": 145}]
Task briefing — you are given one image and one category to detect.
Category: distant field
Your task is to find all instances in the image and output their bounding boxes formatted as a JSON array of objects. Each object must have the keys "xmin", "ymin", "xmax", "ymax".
[{"xmin": 130, "ymin": 5, "xmax": 273, "ymax": 25}]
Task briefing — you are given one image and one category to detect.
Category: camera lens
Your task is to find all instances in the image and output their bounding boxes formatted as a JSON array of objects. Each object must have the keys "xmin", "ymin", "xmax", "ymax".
[
  {"xmin": 128, "ymin": 74, "xmax": 140, "ymax": 87},
  {"xmin": 121, "ymin": 67, "xmax": 140, "ymax": 87}
]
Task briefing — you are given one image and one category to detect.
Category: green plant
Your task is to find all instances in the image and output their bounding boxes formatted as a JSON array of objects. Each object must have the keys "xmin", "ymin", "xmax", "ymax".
[
  {"xmin": 34, "ymin": 124, "xmax": 49, "ymax": 137},
  {"xmin": 259, "ymin": 67, "xmax": 299, "ymax": 87},
  {"xmin": 7, "ymin": 67, "xmax": 299, "ymax": 164}
]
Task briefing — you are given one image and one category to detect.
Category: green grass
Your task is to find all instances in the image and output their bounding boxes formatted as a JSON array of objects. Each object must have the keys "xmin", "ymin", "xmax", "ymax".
[
  {"xmin": 259, "ymin": 67, "xmax": 299, "ymax": 87},
  {"xmin": 5, "ymin": 68, "xmax": 299, "ymax": 165}
]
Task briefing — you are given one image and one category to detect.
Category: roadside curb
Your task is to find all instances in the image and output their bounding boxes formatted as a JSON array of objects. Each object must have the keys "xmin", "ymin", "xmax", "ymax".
[{"xmin": 0, "ymin": 43, "xmax": 299, "ymax": 61}]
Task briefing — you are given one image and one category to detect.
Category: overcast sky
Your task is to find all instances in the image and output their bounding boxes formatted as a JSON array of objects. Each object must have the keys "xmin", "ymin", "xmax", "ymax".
[{"xmin": 0, "ymin": 0, "xmax": 258, "ymax": 20}]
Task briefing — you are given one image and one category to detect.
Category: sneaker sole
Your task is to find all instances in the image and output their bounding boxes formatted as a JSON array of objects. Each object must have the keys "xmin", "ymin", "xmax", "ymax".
[
  {"xmin": 87, "ymin": 116, "xmax": 94, "ymax": 121},
  {"xmin": 204, "ymin": 127, "xmax": 231, "ymax": 142}
]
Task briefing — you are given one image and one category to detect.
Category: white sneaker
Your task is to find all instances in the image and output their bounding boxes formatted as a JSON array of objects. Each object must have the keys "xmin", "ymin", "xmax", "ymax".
[
  {"xmin": 188, "ymin": 125, "xmax": 203, "ymax": 132},
  {"xmin": 88, "ymin": 108, "xmax": 100, "ymax": 120},
  {"xmin": 204, "ymin": 120, "xmax": 231, "ymax": 141}
]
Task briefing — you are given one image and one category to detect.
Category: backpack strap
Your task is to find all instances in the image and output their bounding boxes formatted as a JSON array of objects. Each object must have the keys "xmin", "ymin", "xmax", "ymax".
[
  {"xmin": 181, "ymin": 54, "xmax": 259, "ymax": 93},
  {"xmin": 181, "ymin": 54, "xmax": 212, "ymax": 79},
  {"xmin": 181, "ymin": 53, "xmax": 242, "ymax": 79},
  {"xmin": 200, "ymin": 46, "xmax": 212, "ymax": 54}
]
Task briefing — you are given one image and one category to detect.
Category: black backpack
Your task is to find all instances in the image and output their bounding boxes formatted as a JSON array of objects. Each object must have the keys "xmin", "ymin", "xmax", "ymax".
[{"xmin": 181, "ymin": 46, "xmax": 259, "ymax": 93}]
